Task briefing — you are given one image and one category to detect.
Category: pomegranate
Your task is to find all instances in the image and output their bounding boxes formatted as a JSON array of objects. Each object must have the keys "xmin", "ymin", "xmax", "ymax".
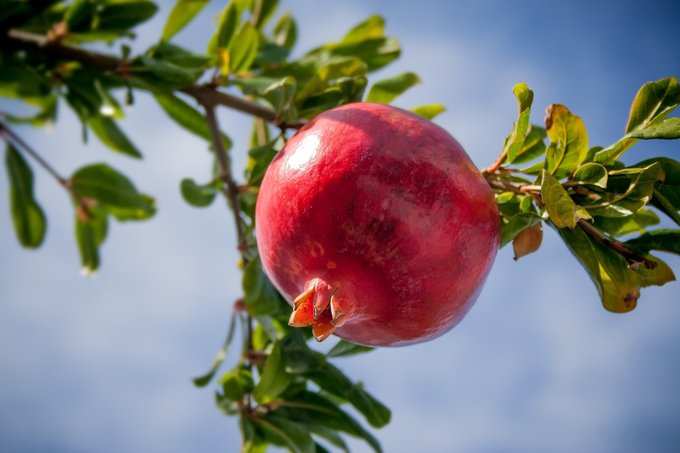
[{"xmin": 255, "ymin": 103, "xmax": 499, "ymax": 346}]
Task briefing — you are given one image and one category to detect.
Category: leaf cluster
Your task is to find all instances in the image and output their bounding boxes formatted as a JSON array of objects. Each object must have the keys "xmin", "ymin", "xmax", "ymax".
[
  {"xmin": 2, "ymin": 1, "xmax": 437, "ymax": 450},
  {"xmin": 493, "ymin": 77, "xmax": 679, "ymax": 312}
]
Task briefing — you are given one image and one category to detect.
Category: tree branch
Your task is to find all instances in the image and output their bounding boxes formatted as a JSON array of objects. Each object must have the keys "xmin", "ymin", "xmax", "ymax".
[
  {"xmin": 0, "ymin": 120, "xmax": 69, "ymax": 188},
  {"xmin": 4, "ymin": 29, "xmax": 305, "ymax": 129},
  {"xmin": 7, "ymin": 29, "xmax": 121, "ymax": 70},
  {"xmin": 202, "ymin": 105, "xmax": 247, "ymax": 249}
]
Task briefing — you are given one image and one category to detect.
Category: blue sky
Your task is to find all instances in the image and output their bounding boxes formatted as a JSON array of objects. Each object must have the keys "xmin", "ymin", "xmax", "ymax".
[{"xmin": 1, "ymin": 1, "xmax": 679, "ymax": 452}]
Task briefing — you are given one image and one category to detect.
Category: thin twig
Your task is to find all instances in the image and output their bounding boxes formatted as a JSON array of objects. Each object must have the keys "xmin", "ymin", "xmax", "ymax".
[
  {"xmin": 485, "ymin": 174, "xmax": 539, "ymax": 195},
  {"xmin": 482, "ymin": 151, "xmax": 507, "ymax": 175},
  {"xmin": 577, "ymin": 219, "xmax": 656, "ymax": 269},
  {"xmin": 0, "ymin": 120, "xmax": 69, "ymax": 187}
]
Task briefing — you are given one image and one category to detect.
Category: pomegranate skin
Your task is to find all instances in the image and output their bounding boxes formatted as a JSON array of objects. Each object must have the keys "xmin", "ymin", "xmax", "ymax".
[{"xmin": 255, "ymin": 102, "xmax": 499, "ymax": 346}]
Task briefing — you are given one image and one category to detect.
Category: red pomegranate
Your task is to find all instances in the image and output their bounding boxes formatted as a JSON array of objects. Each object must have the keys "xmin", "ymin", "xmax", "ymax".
[{"xmin": 255, "ymin": 103, "xmax": 499, "ymax": 346}]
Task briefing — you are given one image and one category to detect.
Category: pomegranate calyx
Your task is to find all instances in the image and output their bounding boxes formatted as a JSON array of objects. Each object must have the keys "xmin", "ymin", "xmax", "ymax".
[{"xmin": 288, "ymin": 278, "xmax": 347, "ymax": 341}]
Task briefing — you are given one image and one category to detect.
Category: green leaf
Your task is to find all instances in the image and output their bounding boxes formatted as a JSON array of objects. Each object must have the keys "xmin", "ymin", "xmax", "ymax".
[
  {"xmin": 519, "ymin": 160, "xmax": 545, "ymax": 175},
  {"xmin": 220, "ymin": 366, "xmax": 254, "ymax": 401},
  {"xmin": 133, "ymin": 44, "xmax": 208, "ymax": 88},
  {"xmin": 332, "ymin": 37, "xmax": 400, "ymax": 72},
  {"xmin": 97, "ymin": 0, "xmax": 158, "ymax": 32},
  {"xmin": 573, "ymin": 162, "xmax": 608, "ymax": 188},
  {"xmin": 229, "ymin": 23, "xmax": 259, "ymax": 73},
  {"xmin": 410, "ymin": 103, "xmax": 445, "ymax": 120},
  {"xmin": 282, "ymin": 391, "xmax": 382, "ymax": 452},
  {"xmin": 253, "ymin": 341, "xmax": 292, "ymax": 403},
  {"xmin": 280, "ymin": 333, "xmax": 325, "ymax": 374},
  {"xmin": 278, "ymin": 334, "xmax": 390, "ymax": 429},
  {"xmin": 180, "ymin": 178, "xmax": 218, "ymax": 207},
  {"xmin": 70, "ymin": 164, "xmax": 155, "ymax": 220},
  {"xmin": 162, "ymin": 0, "xmax": 209, "ymax": 42},
  {"xmin": 544, "ymin": 142, "xmax": 563, "ymax": 175},
  {"xmin": 653, "ymin": 188, "xmax": 680, "ymax": 226},
  {"xmin": 308, "ymin": 363, "xmax": 390, "ymax": 428},
  {"xmin": 235, "ymin": 77, "xmax": 297, "ymax": 122},
  {"xmin": 207, "ymin": 1, "xmax": 241, "ymax": 55},
  {"xmin": 254, "ymin": 42, "xmax": 290, "ymax": 66},
  {"xmin": 259, "ymin": 76, "xmax": 297, "ymax": 120},
  {"xmin": 273, "ymin": 13, "xmax": 297, "ymax": 50},
  {"xmin": 558, "ymin": 226, "xmax": 641, "ymax": 313},
  {"xmin": 587, "ymin": 162, "xmax": 664, "ymax": 218},
  {"xmin": 541, "ymin": 171, "xmax": 577, "ymax": 229},
  {"xmin": 544, "ymin": 104, "xmax": 588, "ymax": 175},
  {"xmin": 508, "ymin": 126, "xmax": 544, "ymax": 166},
  {"xmin": 309, "ymin": 426, "xmax": 349, "ymax": 453},
  {"xmin": 65, "ymin": 0, "xmax": 157, "ymax": 38},
  {"xmin": 315, "ymin": 15, "xmax": 399, "ymax": 72},
  {"xmin": 150, "ymin": 42, "xmax": 211, "ymax": 68},
  {"xmin": 630, "ymin": 117, "xmax": 680, "ymax": 139},
  {"xmin": 634, "ymin": 158, "xmax": 680, "ymax": 225},
  {"xmin": 327, "ymin": 340, "xmax": 373, "ymax": 358},
  {"xmin": 75, "ymin": 210, "xmax": 107, "ymax": 275},
  {"xmin": 136, "ymin": 56, "xmax": 200, "ymax": 88},
  {"xmin": 65, "ymin": 0, "xmax": 96, "ymax": 30},
  {"xmin": 242, "ymin": 257, "xmax": 284, "ymax": 315},
  {"xmin": 153, "ymin": 92, "xmax": 232, "ymax": 149},
  {"xmin": 5, "ymin": 144, "xmax": 46, "ymax": 248},
  {"xmin": 94, "ymin": 81, "xmax": 123, "ymax": 119},
  {"xmin": 626, "ymin": 77, "xmax": 680, "ymax": 134},
  {"xmin": 500, "ymin": 214, "xmax": 540, "ymax": 247},
  {"xmin": 298, "ymin": 77, "xmax": 367, "ymax": 118},
  {"xmin": 341, "ymin": 15, "xmax": 385, "ymax": 44},
  {"xmin": 593, "ymin": 208, "xmax": 659, "ymax": 237},
  {"xmin": 634, "ymin": 255, "xmax": 676, "ymax": 288},
  {"xmin": 87, "ymin": 116, "xmax": 141, "ymax": 158},
  {"xmin": 5, "ymin": 96, "xmax": 58, "ymax": 127},
  {"xmin": 596, "ymin": 77, "xmax": 680, "ymax": 164},
  {"xmin": 250, "ymin": 0, "xmax": 279, "ymax": 29},
  {"xmin": 193, "ymin": 312, "xmax": 237, "ymax": 387},
  {"xmin": 366, "ymin": 72, "xmax": 420, "ymax": 104},
  {"xmin": 626, "ymin": 229, "xmax": 680, "ymax": 255},
  {"xmin": 246, "ymin": 144, "xmax": 277, "ymax": 186},
  {"xmin": 504, "ymin": 82, "xmax": 534, "ymax": 163},
  {"xmin": 253, "ymin": 415, "xmax": 315, "ymax": 453},
  {"xmin": 0, "ymin": 56, "xmax": 51, "ymax": 100},
  {"xmin": 291, "ymin": 55, "xmax": 367, "ymax": 103},
  {"xmin": 240, "ymin": 417, "xmax": 257, "ymax": 448}
]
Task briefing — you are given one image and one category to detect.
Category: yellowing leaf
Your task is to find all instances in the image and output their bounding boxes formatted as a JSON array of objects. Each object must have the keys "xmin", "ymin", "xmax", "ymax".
[
  {"xmin": 410, "ymin": 103, "xmax": 445, "ymax": 120},
  {"xmin": 541, "ymin": 171, "xmax": 577, "ymax": 229},
  {"xmin": 162, "ymin": 0, "xmax": 209, "ymax": 42},
  {"xmin": 545, "ymin": 104, "xmax": 589, "ymax": 175}
]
